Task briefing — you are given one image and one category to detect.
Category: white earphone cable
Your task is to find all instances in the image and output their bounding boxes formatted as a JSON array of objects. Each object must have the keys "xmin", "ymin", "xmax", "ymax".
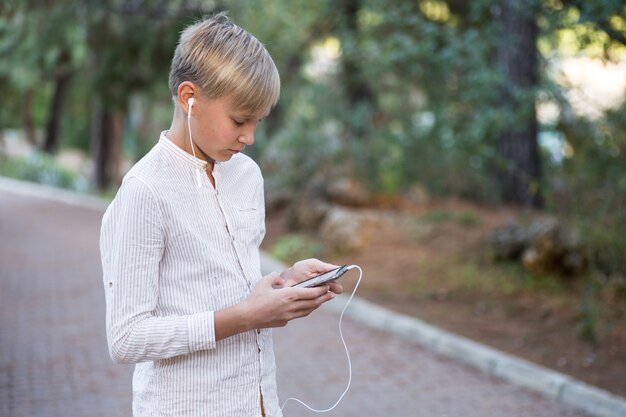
[
  {"xmin": 187, "ymin": 98, "xmax": 204, "ymax": 188},
  {"xmin": 280, "ymin": 265, "xmax": 363, "ymax": 413},
  {"xmin": 187, "ymin": 98, "xmax": 197, "ymax": 160}
]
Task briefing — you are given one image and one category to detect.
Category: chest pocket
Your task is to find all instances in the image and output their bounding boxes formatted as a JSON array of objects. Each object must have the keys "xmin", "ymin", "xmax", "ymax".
[{"xmin": 228, "ymin": 205, "xmax": 263, "ymax": 248}]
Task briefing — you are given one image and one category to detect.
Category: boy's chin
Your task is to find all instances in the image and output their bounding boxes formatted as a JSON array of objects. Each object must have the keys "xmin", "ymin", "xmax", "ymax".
[{"xmin": 219, "ymin": 151, "xmax": 239, "ymax": 161}]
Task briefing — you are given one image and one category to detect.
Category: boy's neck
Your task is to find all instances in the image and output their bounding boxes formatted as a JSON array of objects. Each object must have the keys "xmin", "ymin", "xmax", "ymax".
[
  {"xmin": 168, "ymin": 117, "xmax": 214, "ymax": 162},
  {"xmin": 167, "ymin": 117, "xmax": 216, "ymax": 185}
]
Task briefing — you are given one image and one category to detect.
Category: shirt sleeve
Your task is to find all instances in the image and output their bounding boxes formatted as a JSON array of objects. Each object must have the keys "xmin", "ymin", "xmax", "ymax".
[{"xmin": 100, "ymin": 177, "xmax": 216, "ymax": 364}]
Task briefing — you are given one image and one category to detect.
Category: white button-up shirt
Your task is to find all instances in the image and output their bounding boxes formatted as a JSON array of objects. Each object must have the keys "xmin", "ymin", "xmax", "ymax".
[{"xmin": 100, "ymin": 132, "xmax": 280, "ymax": 417}]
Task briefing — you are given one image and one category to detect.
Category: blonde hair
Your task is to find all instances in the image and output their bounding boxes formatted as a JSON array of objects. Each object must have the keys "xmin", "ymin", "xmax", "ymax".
[{"xmin": 169, "ymin": 12, "xmax": 280, "ymax": 113}]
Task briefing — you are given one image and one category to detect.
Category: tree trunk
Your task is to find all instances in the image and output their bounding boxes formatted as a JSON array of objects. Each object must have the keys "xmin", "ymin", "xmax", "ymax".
[
  {"xmin": 22, "ymin": 89, "xmax": 37, "ymax": 147},
  {"xmin": 91, "ymin": 101, "xmax": 123, "ymax": 191},
  {"xmin": 338, "ymin": 0, "xmax": 375, "ymax": 177},
  {"xmin": 494, "ymin": 0, "xmax": 543, "ymax": 208},
  {"xmin": 43, "ymin": 49, "xmax": 73, "ymax": 155},
  {"xmin": 339, "ymin": 0, "xmax": 374, "ymax": 108},
  {"xmin": 0, "ymin": 124, "xmax": 5, "ymax": 159}
]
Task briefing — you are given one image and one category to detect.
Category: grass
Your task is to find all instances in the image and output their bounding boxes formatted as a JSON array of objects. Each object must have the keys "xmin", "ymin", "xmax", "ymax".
[
  {"xmin": 421, "ymin": 209, "xmax": 481, "ymax": 227},
  {"xmin": 407, "ymin": 257, "xmax": 569, "ymax": 303},
  {"xmin": 464, "ymin": 262, "xmax": 560, "ymax": 294}
]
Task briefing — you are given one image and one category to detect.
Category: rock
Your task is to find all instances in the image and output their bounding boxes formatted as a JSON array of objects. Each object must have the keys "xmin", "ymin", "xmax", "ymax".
[
  {"xmin": 324, "ymin": 177, "xmax": 372, "ymax": 207},
  {"xmin": 523, "ymin": 218, "xmax": 587, "ymax": 276},
  {"xmin": 562, "ymin": 250, "xmax": 587, "ymax": 276},
  {"xmin": 405, "ymin": 183, "xmax": 431, "ymax": 206},
  {"xmin": 286, "ymin": 181, "xmax": 330, "ymax": 230},
  {"xmin": 491, "ymin": 217, "xmax": 587, "ymax": 276},
  {"xmin": 522, "ymin": 218, "xmax": 561, "ymax": 274},
  {"xmin": 521, "ymin": 247, "xmax": 543, "ymax": 274},
  {"xmin": 264, "ymin": 188, "xmax": 292, "ymax": 214},
  {"xmin": 489, "ymin": 222, "xmax": 530, "ymax": 260},
  {"xmin": 528, "ymin": 219, "xmax": 587, "ymax": 276},
  {"xmin": 287, "ymin": 197, "xmax": 331, "ymax": 230},
  {"xmin": 319, "ymin": 206, "xmax": 374, "ymax": 254}
]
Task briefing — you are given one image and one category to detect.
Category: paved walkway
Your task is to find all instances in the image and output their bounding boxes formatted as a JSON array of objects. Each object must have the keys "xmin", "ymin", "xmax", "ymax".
[{"xmin": 0, "ymin": 189, "xmax": 590, "ymax": 417}]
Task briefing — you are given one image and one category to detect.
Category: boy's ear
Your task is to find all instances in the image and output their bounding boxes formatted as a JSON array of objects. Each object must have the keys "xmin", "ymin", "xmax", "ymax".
[{"xmin": 177, "ymin": 81, "xmax": 197, "ymax": 114}]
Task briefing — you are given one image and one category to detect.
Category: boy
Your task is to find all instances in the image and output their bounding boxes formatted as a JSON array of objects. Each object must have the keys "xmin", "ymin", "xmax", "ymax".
[{"xmin": 100, "ymin": 13, "xmax": 342, "ymax": 417}]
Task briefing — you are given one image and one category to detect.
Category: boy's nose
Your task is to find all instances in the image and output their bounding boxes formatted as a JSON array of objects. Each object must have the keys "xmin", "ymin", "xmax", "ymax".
[{"xmin": 238, "ymin": 132, "xmax": 255, "ymax": 146}]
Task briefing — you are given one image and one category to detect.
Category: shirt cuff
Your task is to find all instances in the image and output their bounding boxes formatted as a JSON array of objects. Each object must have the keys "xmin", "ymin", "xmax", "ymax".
[{"xmin": 187, "ymin": 311, "xmax": 216, "ymax": 352}]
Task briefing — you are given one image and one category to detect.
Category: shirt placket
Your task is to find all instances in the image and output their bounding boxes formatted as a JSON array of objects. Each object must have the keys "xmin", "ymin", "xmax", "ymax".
[
  {"xmin": 212, "ymin": 169, "xmax": 252, "ymax": 290},
  {"xmin": 212, "ymin": 168, "xmax": 265, "ymax": 392}
]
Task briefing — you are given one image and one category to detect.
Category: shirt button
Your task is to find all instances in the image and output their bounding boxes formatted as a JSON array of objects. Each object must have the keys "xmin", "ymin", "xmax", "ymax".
[
  {"xmin": 256, "ymin": 329, "xmax": 261, "ymax": 335},
  {"xmin": 108, "ymin": 282, "xmax": 113, "ymax": 287}
]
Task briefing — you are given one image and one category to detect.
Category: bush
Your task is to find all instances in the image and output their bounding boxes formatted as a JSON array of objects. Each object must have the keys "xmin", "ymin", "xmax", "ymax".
[
  {"xmin": 268, "ymin": 233, "xmax": 323, "ymax": 264},
  {"xmin": 0, "ymin": 153, "xmax": 88, "ymax": 192}
]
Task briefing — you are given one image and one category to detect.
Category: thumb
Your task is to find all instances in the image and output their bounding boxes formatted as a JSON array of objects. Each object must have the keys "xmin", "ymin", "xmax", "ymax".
[{"xmin": 265, "ymin": 272, "xmax": 285, "ymax": 289}]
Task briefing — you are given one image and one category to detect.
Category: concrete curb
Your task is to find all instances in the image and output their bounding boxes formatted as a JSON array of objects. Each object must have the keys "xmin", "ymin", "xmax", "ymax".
[
  {"xmin": 0, "ymin": 176, "xmax": 110, "ymax": 211},
  {"xmin": 260, "ymin": 253, "xmax": 626, "ymax": 417},
  {"xmin": 2, "ymin": 177, "xmax": 625, "ymax": 417}
]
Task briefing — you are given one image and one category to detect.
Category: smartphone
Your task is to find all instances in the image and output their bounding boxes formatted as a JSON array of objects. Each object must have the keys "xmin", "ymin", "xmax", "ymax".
[{"xmin": 291, "ymin": 265, "xmax": 349, "ymax": 288}]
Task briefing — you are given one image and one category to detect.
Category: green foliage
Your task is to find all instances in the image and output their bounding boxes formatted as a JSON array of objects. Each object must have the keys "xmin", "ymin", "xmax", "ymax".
[
  {"xmin": 251, "ymin": 0, "xmax": 527, "ymax": 200},
  {"xmin": 545, "ymin": 98, "xmax": 626, "ymax": 276},
  {"xmin": 87, "ymin": 3, "xmax": 191, "ymax": 110},
  {"xmin": 268, "ymin": 233, "xmax": 323, "ymax": 264},
  {"xmin": 577, "ymin": 286, "xmax": 600, "ymax": 345},
  {"xmin": 0, "ymin": 154, "xmax": 87, "ymax": 192},
  {"xmin": 0, "ymin": 0, "xmax": 201, "ymax": 160},
  {"xmin": 60, "ymin": 72, "xmax": 92, "ymax": 151},
  {"xmin": 260, "ymin": 84, "xmax": 346, "ymax": 189},
  {"xmin": 248, "ymin": 0, "xmax": 626, "ymax": 285}
]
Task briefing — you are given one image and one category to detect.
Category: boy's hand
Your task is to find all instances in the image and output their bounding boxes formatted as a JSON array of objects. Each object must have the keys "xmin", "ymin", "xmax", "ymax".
[
  {"xmin": 280, "ymin": 258, "xmax": 344, "ymax": 295},
  {"xmin": 242, "ymin": 272, "xmax": 335, "ymax": 329}
]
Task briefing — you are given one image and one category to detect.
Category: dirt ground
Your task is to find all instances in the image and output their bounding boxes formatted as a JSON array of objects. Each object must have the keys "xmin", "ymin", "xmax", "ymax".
[{"xmin": 261, "ymin": 199, "xmax": 626, "ymax": 398}]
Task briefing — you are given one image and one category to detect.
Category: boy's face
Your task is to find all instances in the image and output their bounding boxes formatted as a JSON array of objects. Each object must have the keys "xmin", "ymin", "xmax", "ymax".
[{"xmin": 190, "ymin": 94, "xmax": 269, "ymax": 163}]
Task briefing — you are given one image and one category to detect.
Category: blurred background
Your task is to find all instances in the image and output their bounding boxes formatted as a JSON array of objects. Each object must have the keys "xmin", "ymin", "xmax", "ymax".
[{"xmin": 1, "ymin": 0, "xmax": 625, "ymax": 398}]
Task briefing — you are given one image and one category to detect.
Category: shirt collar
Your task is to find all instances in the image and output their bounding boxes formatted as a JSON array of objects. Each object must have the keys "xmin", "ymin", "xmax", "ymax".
[{"xmin": 159, "ymin": 131, "xmax": 208, "ymax": 170}]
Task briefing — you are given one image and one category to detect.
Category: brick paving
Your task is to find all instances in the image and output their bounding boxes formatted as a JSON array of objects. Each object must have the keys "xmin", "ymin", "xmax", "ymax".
[
  {"xmin": 0, "ymin": 191, "xmax": 132, "ymax": 417},
  {"xmin": 0, "ymin": 189, "xmax": 590, "ymax": 417}
]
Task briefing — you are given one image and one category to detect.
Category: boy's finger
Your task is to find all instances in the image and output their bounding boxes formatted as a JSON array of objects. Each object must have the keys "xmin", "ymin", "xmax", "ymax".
[
  {"xmin": 310, "ymin": 260, "xmax": 340, "ymax": 274},
  {"xmin": 291, "ymin": 285, "xmax": 330, "ymax": 299},
  {"xmin": 328, "ymin": 282, "xmax": 343, "ymax": 294}
]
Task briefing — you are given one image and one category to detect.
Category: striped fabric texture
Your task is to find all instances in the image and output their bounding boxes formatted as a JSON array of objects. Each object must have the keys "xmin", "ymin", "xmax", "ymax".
[{"xmin": 100, "ymin": 132, "xmax": 281, "ymax": 417}]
